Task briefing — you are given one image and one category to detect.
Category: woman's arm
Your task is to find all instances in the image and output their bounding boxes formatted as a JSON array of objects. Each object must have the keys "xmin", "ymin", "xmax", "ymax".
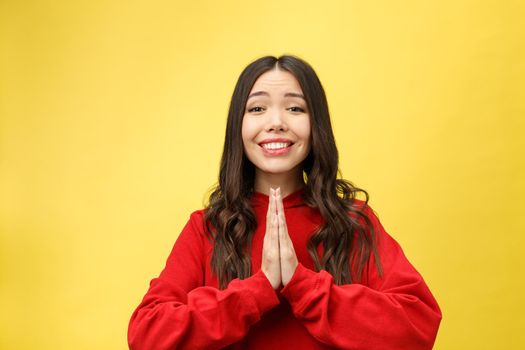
[
  {"xmin": 279, "ymin": 205, "xmax": 442, "ymax": 350},
  {"xmin": 127, "ymin": 211, "xmax": 280, "ymax": 350}
]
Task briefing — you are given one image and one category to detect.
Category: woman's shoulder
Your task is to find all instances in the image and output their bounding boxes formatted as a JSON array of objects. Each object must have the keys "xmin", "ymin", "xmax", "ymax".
[
  {"xmin": 189, "ymin": 208, "xmax": 206, "ymax": 219},
  {"xmin": 185, "ymin": 208, "xmax": 216, "ymax": 242},
  {"xmin": 346, "ymin": 198, "xmax": 394, "ymax": 245},
  {"xmin": 185, "ymin": 208, "xmax": 208, "ymax": 232},
  {"xmin": 168, "ymin": 209, "xmax": 214, "ymax": 253},
  {"xmin": 347, "ymin": 198, "xmax": 379, "ymax": 221}
]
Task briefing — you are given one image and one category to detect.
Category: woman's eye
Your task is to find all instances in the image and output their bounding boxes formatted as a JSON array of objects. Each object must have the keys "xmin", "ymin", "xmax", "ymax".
[
  {"xmin": 288, "ymin": 106, "xmax": 305, "ymax": 113},
  {"xmin": 248, "ymin": 106, "xmax": 264, "ymax": 112}
]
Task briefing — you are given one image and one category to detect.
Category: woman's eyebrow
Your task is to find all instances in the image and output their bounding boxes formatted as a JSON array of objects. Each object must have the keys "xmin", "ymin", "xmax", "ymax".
[{"xmin": 247, "ymin": 91, "xmax": 305, "ymax": 100}]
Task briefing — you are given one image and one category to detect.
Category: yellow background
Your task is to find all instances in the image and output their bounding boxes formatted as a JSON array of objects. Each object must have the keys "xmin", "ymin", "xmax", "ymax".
[{"xmin": 1, "ymin": 0, "xmax": 524, "ymax": 349}]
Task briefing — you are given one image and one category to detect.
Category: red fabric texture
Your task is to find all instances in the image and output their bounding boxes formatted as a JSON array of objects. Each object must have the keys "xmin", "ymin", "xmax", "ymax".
[{"xmin": 128, "ymin": 188, "xmax": 442, "ymax": 349}]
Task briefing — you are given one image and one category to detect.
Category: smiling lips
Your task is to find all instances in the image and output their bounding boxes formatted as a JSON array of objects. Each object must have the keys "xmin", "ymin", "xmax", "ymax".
[{"xmin": 258, "ymin": 139, "xmax": 294, "ymax": 156}]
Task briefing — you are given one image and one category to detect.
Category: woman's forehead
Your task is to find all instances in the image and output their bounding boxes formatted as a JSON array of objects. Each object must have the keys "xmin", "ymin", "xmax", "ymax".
[{"xmin": 251, "ymin": 69, "xmax": 302, "ymax": 93}]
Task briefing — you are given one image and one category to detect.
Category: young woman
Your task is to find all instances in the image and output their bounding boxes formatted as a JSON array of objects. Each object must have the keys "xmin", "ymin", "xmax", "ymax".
[{"xmin": 128, "ymin": 55, "xmax": 442, "ymax": 349}]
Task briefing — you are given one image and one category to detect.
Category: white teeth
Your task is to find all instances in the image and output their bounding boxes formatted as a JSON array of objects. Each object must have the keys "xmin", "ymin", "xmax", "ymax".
[{"xmin": 262, "ymin": 142, "xmax": 291, "ymax": 150}]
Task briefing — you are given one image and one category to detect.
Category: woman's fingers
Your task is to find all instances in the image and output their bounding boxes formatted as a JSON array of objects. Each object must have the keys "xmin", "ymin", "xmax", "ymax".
[
  {"xmin": 275, "ymin": 188, "xmax": 288, "ymax": 236},
  {"xmin": 276, "ymin": 188, "xmax": 289, "ymax": 242},
  {"xmin": 265, "ymin": 188, "xmax": 273, "ymax": 232},
  {"xmin": 270, "ymin": 188, "xmax": 278, "ymax": 248},
  {"xmin": 276, "ymin": 187, "xmax": 298, "ymax": 286},
  {"xmin": 261, "ymin": 187, "xmax": 281, "ymax": 290}
]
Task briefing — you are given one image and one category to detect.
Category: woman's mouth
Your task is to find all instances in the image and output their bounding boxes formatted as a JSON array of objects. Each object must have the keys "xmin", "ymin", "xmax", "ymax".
[{"xmin": 259, "ymin": 142, "xmax": 293, "ymax": 156}]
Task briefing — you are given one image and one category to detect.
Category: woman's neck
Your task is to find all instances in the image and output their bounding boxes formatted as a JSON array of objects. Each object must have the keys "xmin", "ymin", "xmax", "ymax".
[{"xmin": 253, "ymin": 168, "xmax": 305, "ymax": 198}]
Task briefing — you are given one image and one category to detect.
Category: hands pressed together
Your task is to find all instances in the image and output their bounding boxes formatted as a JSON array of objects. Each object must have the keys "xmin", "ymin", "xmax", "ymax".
[{"xmin": 261, "ymin": 187, "xmax": 299, "ymax": 290}]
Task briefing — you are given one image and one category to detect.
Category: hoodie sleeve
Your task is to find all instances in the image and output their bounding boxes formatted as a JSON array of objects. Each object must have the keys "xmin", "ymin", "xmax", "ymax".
[
  {"xmin": 127, "ymin": 210, "xmax": 280, "ymax": 350},
  {"xmin": 279, "ymin": 204, "xmax": 442, "ymax": 350}
]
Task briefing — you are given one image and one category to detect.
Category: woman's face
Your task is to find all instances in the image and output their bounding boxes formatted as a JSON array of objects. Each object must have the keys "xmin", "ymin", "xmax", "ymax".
[{"xmin": 241, "ymin": 68, "xmax": 311, "ymax": 177}]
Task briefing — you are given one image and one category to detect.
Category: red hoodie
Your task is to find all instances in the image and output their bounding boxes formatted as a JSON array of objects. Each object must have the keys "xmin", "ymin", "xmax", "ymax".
[{"xmin": 128, "ymin": 188, "xmax": 442, "ymax": 349}]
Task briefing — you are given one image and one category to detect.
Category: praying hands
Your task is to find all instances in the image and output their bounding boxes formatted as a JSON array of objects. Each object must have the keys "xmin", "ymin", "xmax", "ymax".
[{"xmin": 261, "ymin": 187, "xmax": 299, "ymax": 289}]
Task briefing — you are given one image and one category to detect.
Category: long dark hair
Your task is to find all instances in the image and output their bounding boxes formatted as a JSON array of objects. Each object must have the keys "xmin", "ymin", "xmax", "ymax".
[{"xmin": 204, "ymin": 55, "xmax": 383, "ymax": 289}]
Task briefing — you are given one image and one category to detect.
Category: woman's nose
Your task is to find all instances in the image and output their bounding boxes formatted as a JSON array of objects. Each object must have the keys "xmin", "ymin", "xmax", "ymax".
[{"xmin": 266, "ymin": 108, "xmax": 287, "ymax": 131}]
